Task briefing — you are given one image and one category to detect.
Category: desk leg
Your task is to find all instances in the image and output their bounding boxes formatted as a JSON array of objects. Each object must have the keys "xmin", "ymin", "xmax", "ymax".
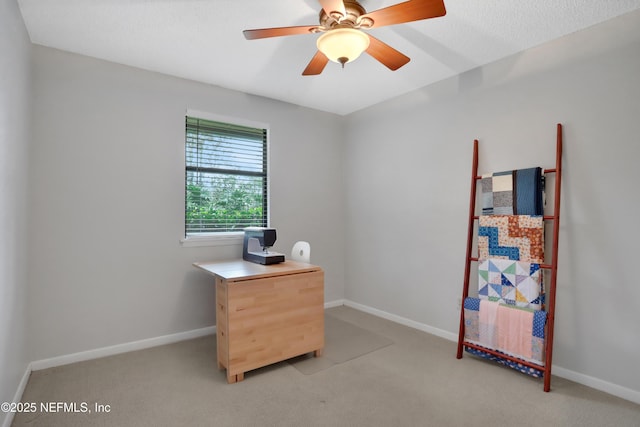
[
  {"xmin": 314, "ymin": 348, "xmax": 324, "ymax": 357},
  {"xmin": 226, "ymin": 372, "xmax": 244, "ymax": 384}
]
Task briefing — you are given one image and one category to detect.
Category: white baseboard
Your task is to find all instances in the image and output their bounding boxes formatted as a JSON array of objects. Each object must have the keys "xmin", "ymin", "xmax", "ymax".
[
  {"xmin": 343, "ymin": 299, "xmax": 458, "ymax": 342},
  {"xmin": 30, "ymin": 325, "xmax": 216, "ymax": 371},
  {"xmin": 8, "ymin": 299, "xmax": 639, "ymax": 417},
  {"xmin": 324, "ymin": 299, "xmax": 345, "ymax": 309},
  {"xmin": 341, "ymin": 299, "xmax": 640, "ymax": 405},
  {"xmin": 4, "ymin": 326, "xmax": 216, "ymax": 427},
  {"xmin": 551, "ymin": 365, "xmax": 640, "ymax": 405},
  {"xmin": 25, "ymin": 302, "xmax": 343, "ymax": 373},
  {"xmin": 27, "ymin": 304, "xmax": 347, "ymax": 374},
  {"xmin": 1, "ymin": 364, "xmax": 32, "ymax": 427}
]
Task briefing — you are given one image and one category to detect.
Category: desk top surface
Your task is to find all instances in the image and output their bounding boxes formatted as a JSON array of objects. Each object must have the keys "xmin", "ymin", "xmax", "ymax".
[{"xmin": 193, "ymin": 259, "xmax": 321, "ymax": 281}]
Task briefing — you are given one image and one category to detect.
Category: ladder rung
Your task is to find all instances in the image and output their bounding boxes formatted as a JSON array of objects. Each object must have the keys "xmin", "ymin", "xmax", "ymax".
[
  {"xmin": 473, "ymin": 215, "xmax": 557, "ymax": 220},
  {"xmin": 475, "ymin": 168, "xmax": 556, "ymax": 180}
]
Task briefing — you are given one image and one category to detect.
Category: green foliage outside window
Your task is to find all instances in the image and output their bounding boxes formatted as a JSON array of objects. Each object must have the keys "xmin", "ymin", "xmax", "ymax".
[
  {"xmin": 185, "ymin": 175, "xmax": 265, "ymax": 233},
  {"xmin": 185, "ymin": 116, "xmax": 268, "ymax": 235}
]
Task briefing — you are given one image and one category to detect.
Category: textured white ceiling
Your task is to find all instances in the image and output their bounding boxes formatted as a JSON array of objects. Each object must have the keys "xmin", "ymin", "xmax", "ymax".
[{"xmin": 17, "ymin": 0, "xmax": 640, "ymax": 115}]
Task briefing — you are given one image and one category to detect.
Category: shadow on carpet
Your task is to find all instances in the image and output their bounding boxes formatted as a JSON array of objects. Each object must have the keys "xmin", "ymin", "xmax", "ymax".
[{"xmin": 288, "ymin": 314, "xmax": 394, "ymax": 375}]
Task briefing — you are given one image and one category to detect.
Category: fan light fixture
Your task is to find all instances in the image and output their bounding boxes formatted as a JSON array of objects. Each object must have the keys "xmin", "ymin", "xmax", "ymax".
[
  {"xmin": 243, "ymin": 0, "xmax": 447, "ymax": 75},
  {"xmin": 316, "ymin": 28, "xmax": 370, "ymax": 67}
]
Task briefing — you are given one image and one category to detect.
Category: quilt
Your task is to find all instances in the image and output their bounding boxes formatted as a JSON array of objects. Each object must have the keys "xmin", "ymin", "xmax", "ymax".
[
  {"xmin": 478, "ymin": 215, "xmax": 544, "ymax": 263},
  {"xmin": 464, "ymin": 347, "xmax": 544, "ymax": 378},
  {"xmin": 481, "ymin": 167, "xmax": 544, "ymax": 216},
  {"xmin": 478, "ymin": 258, "xmax": 544, "ymax": 309},
  {"xmin": 463, "ymin": 297, "xmax": 546, "ymax": 367}
]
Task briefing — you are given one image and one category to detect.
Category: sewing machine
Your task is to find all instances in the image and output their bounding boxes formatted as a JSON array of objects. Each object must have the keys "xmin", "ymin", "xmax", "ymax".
[{"xmin": 242, "ymin": 227, "xmax": 285, "ymax": 265}]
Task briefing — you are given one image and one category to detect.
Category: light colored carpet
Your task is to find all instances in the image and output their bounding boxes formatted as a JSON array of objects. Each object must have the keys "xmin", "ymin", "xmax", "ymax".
[
  {"xmin": 11, "ymin": 306, "xmax": 640, "ymax": 427},
  {"xmin": 289, "ymin": 314, "xmax": 393, "ymax": 375}
]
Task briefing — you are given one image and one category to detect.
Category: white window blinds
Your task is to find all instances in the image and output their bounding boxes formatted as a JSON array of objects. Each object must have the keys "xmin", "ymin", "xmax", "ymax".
[{"xmin": 185, "ymin": 116, "xmax": 268, "ymax": 235}]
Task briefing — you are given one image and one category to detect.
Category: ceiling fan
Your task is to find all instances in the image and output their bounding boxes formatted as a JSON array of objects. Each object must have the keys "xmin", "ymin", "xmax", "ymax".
[{"xmin": 243, "ymin": 0, "xmax": 446, "ymax": 75}]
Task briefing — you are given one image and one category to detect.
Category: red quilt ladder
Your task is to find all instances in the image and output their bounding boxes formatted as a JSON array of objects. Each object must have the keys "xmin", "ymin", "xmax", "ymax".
[{"xmin": 456, "ymin": 123, "xmax": 563, "ymax": 392}]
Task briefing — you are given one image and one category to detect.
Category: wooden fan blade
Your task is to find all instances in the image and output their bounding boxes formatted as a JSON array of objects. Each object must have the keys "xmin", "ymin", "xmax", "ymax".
[
  {"xmin": 318, "ymin": 0, "xmax": 346, "ymax": 18},
  {"xmin": 302, "ymin": 51, "xmax": 330, "ymax": 75},
  {"xmin": 243, "ymin": 25, "xmax": 318, "ymax": 40},
  {"xmin": 366, "ymin": 35, "xmax": 410, "ymax": 71},
  {"xmin": 362, "ymin": 0, "xmax": 446, "ymax": 28}
]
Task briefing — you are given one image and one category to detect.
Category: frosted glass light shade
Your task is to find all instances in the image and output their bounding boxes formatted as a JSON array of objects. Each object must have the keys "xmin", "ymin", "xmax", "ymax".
[{"xmin": 316, "ymin": 28, "xmax": 370, "ymax": 65}]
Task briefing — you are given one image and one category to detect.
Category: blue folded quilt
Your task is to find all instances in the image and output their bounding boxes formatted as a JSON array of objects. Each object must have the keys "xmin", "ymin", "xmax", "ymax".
[
  {"xmin": 481, "ymin": 167, "xmax": 544, "ymax": 215},
  {"xmin": 464, "ymin": 347, "xmax": 544, "ymax": 378}
]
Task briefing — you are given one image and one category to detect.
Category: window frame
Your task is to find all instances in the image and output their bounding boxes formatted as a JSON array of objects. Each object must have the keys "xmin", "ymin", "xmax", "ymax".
[{"xmin": 180, "ymin": 109, "xmax": 271, "ymax": 247}]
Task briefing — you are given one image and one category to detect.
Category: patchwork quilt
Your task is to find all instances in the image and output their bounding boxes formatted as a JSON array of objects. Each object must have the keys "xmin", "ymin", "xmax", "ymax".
[
  {"xmin": 481, "ymin": 167, "xmax": 544, "ymax": 216},
  {"xmin": 478, "ymin": 258, "xmax": 544, "ymax": 309},
  {"xmin": 464, "ymin": 347, "xmax": 545, "ymax": 378},
  {"xmin": 464, "ymin": 297, "xmax": 546, "ymax": 368},
  {"xmin": 478, "ymin": 215, "xmax": 544, "ymax": 263}
]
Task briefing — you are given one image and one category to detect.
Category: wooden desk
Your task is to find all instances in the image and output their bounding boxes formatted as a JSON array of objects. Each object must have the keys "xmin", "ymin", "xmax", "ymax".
[{"xmin": 194, "ymin": 260, "xmax": 324, "ymax": 383}]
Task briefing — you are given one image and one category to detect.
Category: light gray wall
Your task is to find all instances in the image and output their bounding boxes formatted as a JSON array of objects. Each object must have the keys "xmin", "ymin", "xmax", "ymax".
[
  {"xmin": 18, "ymin": 4, "xmax": 640, "ymax": 401},
  {"xmin": 345, "ymin": 11, "xmax": 640, "ymax": 394},
  {"xmin": 0, "ymin": 0, "xmax": 32, "ymax": 421},
  {"xmin": 28, "ymin": 46, "xmax": 346, "ymax": 361}
]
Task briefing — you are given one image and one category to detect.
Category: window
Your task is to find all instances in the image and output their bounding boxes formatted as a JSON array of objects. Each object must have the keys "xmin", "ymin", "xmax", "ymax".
[{"xmin": 185, "ymin": 114, "xmax": 268, "ymax": 238}]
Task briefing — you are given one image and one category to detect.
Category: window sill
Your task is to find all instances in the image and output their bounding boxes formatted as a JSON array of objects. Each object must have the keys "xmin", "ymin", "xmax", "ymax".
[{"xmin": 180, "ymin": 233, "xmax": 243, "ymax": 247}]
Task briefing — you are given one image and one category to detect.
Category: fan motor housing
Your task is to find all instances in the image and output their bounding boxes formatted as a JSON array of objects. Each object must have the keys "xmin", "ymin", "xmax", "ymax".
[{"xmin": 319, "ymin": 0, "xmax": 373, "ymax": 29}]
